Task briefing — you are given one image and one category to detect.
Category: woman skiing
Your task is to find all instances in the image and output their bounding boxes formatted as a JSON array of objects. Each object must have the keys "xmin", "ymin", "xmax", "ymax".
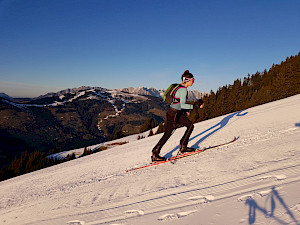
[{"xmin": 151, "ymin": 70, "xmax": 204, "ymax": 161}]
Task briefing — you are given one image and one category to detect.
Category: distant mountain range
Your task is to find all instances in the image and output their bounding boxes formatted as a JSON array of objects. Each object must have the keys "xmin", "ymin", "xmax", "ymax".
[
  {"xmin": 0, "ymin": 93, "xmax": 13, "ymax": 101},
  {"xmin": 17, "ymin": 86, "xmax": 201, "ymax": 102},
  {"xmin": 118, "ymin": 86, "xmax": 205, "ymax": 100},
  {"xmin": 1, "ymin": 86, "xmax": 205, "ymax": 101}
]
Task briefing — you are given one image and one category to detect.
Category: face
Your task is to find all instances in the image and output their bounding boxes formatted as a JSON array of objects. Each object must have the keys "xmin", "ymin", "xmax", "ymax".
[
  {"xmin": 187, "ymin": 79, "xmax": 194, "ymax": 87},
  {"xmin": 182, "ymin": 77, "xmax": 195, "ymax": 87}
]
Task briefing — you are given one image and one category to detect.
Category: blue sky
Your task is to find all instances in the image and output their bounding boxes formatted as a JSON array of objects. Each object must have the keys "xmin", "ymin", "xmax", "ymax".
[{"xmin": 0, "ymin": 0, "xmax": 299, "ymax": 97}]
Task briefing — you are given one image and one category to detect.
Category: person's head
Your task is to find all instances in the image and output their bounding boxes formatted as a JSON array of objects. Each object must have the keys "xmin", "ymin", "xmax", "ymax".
[{"xmin": 181, "ymin": 70, "xmax": 194, "ymax": 87}]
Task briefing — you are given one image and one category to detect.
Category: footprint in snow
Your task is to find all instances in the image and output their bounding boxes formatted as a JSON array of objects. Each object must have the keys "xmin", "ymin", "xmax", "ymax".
[
  {"xmin": 177, "ymin": 210, "xmax": 198, "ymax": 218},
  {"xmin": 238, "ymin": 187, "xmax": 283, "ymax": 201},
  {"xmin": 188, "ymin": 195, "xmax": 215, "ymax": 202},
  {"xmin": 238, "ymin": 193, "xmax": 259, "ymax": 201},
  {"xmin": 257, "ymin": 174, "xmax": 287, "ymax": 181},
  {"xmin": 279, "ymin": 127, "xmax": 298, "ymax": 133},
  {"xmin": 124, "ymin": 209, "xmax": 144, "ymax": 218},
  {"xmin": 157, "ymin": 214, "xmax": 177, "ymax": 221},
  {"xmin": 158, "ymin": 210, "xmax": 198, "ymax": 221},
  {"xmin": 291, "ymin": 204, "xmax": 300, "ymax": 212},
  {"xmin": 66, "ymin": 220, "xmax": 85, "ymax": 225}
]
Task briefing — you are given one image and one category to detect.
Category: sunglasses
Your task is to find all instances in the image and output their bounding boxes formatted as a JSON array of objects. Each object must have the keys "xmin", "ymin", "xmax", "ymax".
[{"xmin": 183, "ymin": 77, "xmax": 195, "ymax": 83}]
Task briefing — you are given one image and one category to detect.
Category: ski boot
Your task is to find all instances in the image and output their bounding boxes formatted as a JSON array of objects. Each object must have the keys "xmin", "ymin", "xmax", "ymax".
[
  {"xmin": 151, "ymin": 146, "xmax": 166, "ymax": 162},
  {"xmin": 179, "ymin": 145, "xmax": 195, "ymax": 153},
  {"xmin": 151, "ymin": 154, "xmax": 166, "ymax": 162}
]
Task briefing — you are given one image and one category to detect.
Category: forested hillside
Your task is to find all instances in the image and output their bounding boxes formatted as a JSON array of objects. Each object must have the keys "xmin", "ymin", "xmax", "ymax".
[{"xmin": 189, "ymin": 53, "xmax": 300, "ymax": 123}]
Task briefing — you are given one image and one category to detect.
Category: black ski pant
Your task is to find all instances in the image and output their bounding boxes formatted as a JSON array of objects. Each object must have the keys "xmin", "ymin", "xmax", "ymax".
[{"xmin": 152, "ymin": 107, "xmax": 194, "ymax": 155}]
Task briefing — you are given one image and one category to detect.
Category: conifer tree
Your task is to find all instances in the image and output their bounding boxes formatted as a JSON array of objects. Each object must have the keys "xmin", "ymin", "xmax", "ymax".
[
  {"xmin": 155, "ymin": 123, "xmax": 165, "ymax": 134},
  {"xmin": 148, "ymin": 129, "xmax": 154, "ymax": 137}
]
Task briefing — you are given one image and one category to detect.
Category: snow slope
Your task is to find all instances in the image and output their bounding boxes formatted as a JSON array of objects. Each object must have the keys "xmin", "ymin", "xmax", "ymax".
[{"xmin": 0, "ymin": 94, "xmax": 300, "ymax": 225}]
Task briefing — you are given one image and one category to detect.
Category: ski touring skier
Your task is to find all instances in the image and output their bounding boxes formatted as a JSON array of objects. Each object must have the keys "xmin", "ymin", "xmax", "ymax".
[{"xmin": 151, "ymin": 70, "xmax": 204, "ymax": 162}]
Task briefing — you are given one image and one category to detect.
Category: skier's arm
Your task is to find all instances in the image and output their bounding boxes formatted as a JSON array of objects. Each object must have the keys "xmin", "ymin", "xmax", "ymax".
[
  {"xmin": 177, "ymin": 88, "xmax": 193, "ymax": 110},
  {"xmin": 195, "ymin": 99, "xmax": 205, "ymax": 108}
]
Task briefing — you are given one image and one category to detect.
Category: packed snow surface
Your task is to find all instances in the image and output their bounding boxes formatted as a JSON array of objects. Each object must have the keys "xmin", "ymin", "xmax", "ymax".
[{"xmin": 0, "ymin": 94, "xmax": 300, "ymax": 225}]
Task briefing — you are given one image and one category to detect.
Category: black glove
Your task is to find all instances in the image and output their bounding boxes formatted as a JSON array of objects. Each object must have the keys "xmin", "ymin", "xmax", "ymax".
[{"xmin": 194, "ymin": 99, "xmax": 204, "ymax": 107}]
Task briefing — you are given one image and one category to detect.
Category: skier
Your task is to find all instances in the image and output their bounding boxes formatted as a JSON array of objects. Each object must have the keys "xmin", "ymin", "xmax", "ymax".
[{"xmin": 151, "ymin": 70, "xmax": 204, "ymax": 161}]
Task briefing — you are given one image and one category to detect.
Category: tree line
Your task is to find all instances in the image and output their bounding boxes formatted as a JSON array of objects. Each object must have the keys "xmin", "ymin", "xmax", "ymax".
[
  {"xmin": 0, "ymin": 145, "xmax": 109, "ymax": 181},
  {"xmin": 0, "ymin": 151, "xmax": 73, "ymax": 181},
  {"xmin": 190, "ymin": 53, "xmax": 300, "ymax": 123}
]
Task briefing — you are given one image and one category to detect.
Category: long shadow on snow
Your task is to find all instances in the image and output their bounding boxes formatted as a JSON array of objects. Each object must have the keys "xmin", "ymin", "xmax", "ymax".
[
  {"xmin": 164, "ymin": 110, "xmax": 248, "ymax": 158},
  {"xmin": 245, "ymin": 186, "xmax": 299, "ymax": 225}
]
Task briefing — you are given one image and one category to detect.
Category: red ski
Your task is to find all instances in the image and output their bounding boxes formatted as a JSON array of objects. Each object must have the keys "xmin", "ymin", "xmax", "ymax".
[{"xmin": 126, "ymin": 137, "xmax": 237, "ymax": 172}]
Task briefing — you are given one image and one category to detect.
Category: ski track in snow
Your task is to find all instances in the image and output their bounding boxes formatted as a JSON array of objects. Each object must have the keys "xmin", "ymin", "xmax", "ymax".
[
  {"xmin": 0, "ymin": 95, "xmax": 300, "ymax": 225},
  {"xmin": 158, "ymin": 209, "xmax": 198, "ymax": 221}
]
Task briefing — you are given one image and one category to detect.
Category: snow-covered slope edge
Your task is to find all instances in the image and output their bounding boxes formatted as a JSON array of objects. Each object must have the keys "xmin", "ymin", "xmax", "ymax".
[{"xmin": 0, "ymin": 94, "xmax": 299, "ymax": 225}]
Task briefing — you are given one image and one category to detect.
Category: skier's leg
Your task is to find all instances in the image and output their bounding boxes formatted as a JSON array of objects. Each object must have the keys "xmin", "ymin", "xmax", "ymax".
[
  {"xmin": 178, "ymin": 113, "xmax": 194, "ymax": 149},
  {"xmin": 152, "ymin": 119, "xmax": 175, "ymax": 155},
  {"xmin": 152, "ymin": 108, "xmax": 177, "ymax": 156}
]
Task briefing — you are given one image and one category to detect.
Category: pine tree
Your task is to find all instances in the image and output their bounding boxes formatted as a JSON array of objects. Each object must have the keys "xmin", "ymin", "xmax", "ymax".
[
  {"xmin": 148, "ymin": 129, "xmax": 154, "ymax": 137},
  {"xmin": 155, "ymin": 122, "xmax": 165, "ymax": 134}
]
